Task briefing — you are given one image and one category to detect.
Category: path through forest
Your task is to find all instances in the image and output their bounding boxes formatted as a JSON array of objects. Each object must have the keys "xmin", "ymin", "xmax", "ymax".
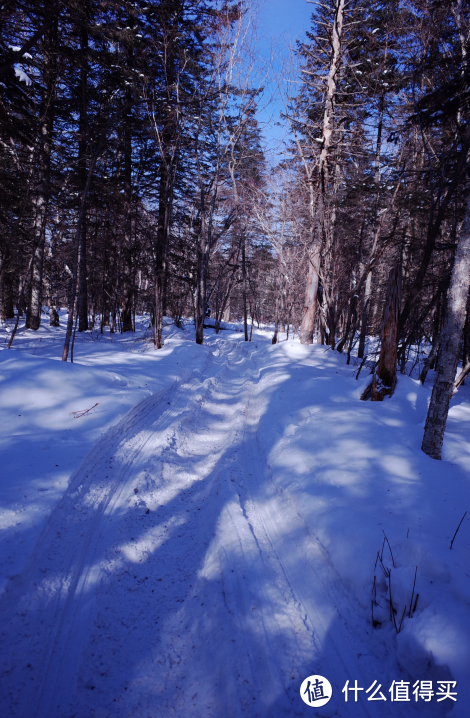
[{"xmin": 1, "ymin": 331, "xmax": 466, "ymax": 718}]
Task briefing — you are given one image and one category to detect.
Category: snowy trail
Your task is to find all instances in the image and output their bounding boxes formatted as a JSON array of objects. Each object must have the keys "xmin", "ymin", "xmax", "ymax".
[{"xmin": 0, "ymin": 337, "xmax": 450, "ymax": 717}]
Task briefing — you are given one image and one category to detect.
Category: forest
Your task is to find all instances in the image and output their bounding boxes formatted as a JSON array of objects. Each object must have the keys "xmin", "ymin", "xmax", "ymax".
[
  {"xmin": 1, "ymin": 0, "xmax": 470, "ymax": 463},
  {"xmin": 2, "ymin": 2, "xmax": 470, "ymax": 716}
]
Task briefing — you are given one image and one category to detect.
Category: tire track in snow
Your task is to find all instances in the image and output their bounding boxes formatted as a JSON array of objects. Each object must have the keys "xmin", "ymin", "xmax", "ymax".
[
  {"xmin": 0, "ymin": 351, "xmax": 219, "ymax": 717},
  {"xmin": 234, "ymin": 354, "xmax": 382, "ymax": 718},
  {"xmin": 0, "ymin": 339, "xmax": 443, "ymax": 718},
  {"xmin": 229, "ymin": 345, "xmax": 447, "ymax": 718}
]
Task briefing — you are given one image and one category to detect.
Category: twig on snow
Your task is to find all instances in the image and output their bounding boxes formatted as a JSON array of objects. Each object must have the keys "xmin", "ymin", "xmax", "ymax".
[
  {"xmin": 408, "ymin": 566, "xmax": 417, "ymax": 618},
  {"xmin": 450, "ymin": 511, "xmax": 467, "ymax": 549},
  {"xmin": 70, "ymin": 402, "xmax": 100, "ymax": 419},
  {"xmin": 382, "ymin": 530, "xmax": 396, "ymax": 568},
  {"xmin": 388, "ymin": 571, "xmax": 398, "ymax": 632},
  {"xmin": 398, "ymin": 604, "xmax": 407, "ymax": 633}
]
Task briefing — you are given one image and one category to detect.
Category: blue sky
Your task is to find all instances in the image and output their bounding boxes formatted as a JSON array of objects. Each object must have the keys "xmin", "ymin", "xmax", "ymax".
[
  {"xmin": 258, "ymin": 0, "xmax": 312, "ymax": 47},
  {"xmin": 256, "ymin": 0, "xmax": 313, "ymax": 154}
]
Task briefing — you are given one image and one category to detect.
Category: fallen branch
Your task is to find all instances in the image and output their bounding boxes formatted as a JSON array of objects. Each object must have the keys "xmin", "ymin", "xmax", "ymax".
[{"xmin": 69, "ymin": 402, "xmax": 99, "ymax": 419}]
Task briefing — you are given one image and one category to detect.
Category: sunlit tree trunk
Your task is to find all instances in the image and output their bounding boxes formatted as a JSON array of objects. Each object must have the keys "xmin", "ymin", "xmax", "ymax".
[
  {"xmin": 299, "ymin": 0, "xmax": 345, "ymax": 345},
  {"xmin": 422, "ymin": 198, "xmax": 470, "ymax": 459}
]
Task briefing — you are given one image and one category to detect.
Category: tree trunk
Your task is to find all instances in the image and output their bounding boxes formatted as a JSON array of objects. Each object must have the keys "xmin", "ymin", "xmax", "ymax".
[
  {"xmin": 154, "ymin": 279, "xmax": 164, "ymax": 345},
  {"xmin": 77, "ymin": 15, "xmax": 89, "ymax": 332},
  {"xmin": 7, "ymin": 265, "xmax": 30, "ymax": 350},
  {"xmin": 346, "ymin": 298, "xmax": 358, "ymax": 365},
  {"xmin": 62, "ymin": 151, "xmax": 99, "ymax": 361},
  {"xmin": 462, "ymin": 291, "xmax": 470, "ymax": 368},
  {"xmin": 272, "ymin": 296, "xmax": 279, "ymax": 345},
  {"xmin": 0, "ymin": 246, "xmax": 4, "ymax": 322},
  {"xmin": 358, "ymin": 270, "xmax": 372, "ymax": 358},
  {"xmin": 25, "ymin": 10, "xmax": 57, "ymax": 330},
  {"xmin": 242, "ymin": 236, "xmax": 248, "ymax": 342},
  {"xmin": 300, "ymin": 245, "xmax": 321, "ymax": 344},
  {"xmin": 121, "ymin": 83, "xmax": 134, "ymax": 334},
  {"xmin": 0, "ymin": 245, "xmax": 15, "ymax": 321},
  {"xmin": 215, "ymin": 286, "xmax": 232, "ymax": 333},
  {"xmin": 153, "ymin": 113, "xmax": 177, "ymax": 348},
  {"xmin": 299, "ymin": 0, "xmax": 345, "ymax": 345},
  {"xmin": 328, "ymin": 303, "xmax": 337, "ymax": 349},
  {"xmin": 110, "ymin": 309, "xmax": 116, "ymax": 334},
  {"xmin": 337, "ymin": 294, "xmax": 357, "ymax": 354},
  {"xmin": 371, "ymin": 266, "xmax": 400, "ymax": 401},
  {"xmin": 47, "ymin": 291, "xmax": 60, "ymax": 326},
  {"xmin": 422, "ymin": 199, "xmax": 470, "ymax": 459},
  {"xmin": 195, "ymin": 220, "xmax": 208, "ymax": 345},
  {"xmin": 419, "ymin": 333, "xmax": 440, "ymax": 385}
]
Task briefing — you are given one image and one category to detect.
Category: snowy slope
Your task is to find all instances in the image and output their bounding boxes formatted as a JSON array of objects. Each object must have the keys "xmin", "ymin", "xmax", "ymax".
[{"xmin": 0, "ymin": 318, "xmax": 469, "ymax": 717}]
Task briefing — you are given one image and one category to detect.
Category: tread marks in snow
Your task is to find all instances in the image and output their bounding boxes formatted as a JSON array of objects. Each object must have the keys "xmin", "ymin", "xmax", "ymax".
[{"xmin": 1, "ymin": 339, "xmax": 397, "ymax": 717}]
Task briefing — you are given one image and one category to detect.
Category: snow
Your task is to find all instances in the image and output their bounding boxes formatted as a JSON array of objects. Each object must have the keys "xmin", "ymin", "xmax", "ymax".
[
  {"xmin": 0, "ymin": 316, "xmax": 207, "ymax": 595},
  {"xmin": 0, "ymin": 315, "xmax": 469, "ymax": 717},
  {"xmin": 13, "ymin": 64, "xmax": 32, "ymax": 85}
]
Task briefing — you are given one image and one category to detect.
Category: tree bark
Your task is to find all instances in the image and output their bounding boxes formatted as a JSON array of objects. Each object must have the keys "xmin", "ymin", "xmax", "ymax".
[
  {"xmin": 242, "ymin": 235, "xmax": 248, "ymax": 342},
  {"xmin": 47, "ymin": 290, "xmax": 60, "ymax": 326},
  {"xmin": 337, "ymin": 294, "xmax": 357, "ymax": 353},
  {"xmin": 358, "ymin": 270, "xmax": 372, "ymax": 358},
  {"xmin": 371, "ymin": 266, "xmax": 400, "ymax": 401},
  {"xmin": 121, "ymin": 84, "xmax": 134, "ymax": 334},
  {"xmin": 7, "ymin": 255, "xmax": 33, "ymax": 350},
  {"xmin": 25, "ymin": 9, "xmax": 57, "ymax": 330},
  {"xmin": 422, "ymin": 198, "xmax": 470, "ymax": 459},
  {"xmin": 62, "ymin": 151, "xmax": 99, "ymax": 361},
  {"xmin": 299, "ymin": 0, "xmax": 345, "ymax": 345},
  {"xmin": 195, "ymin": 227, "xmax": 207, "ymax": 345},
  {"xmin": 77, "ymin": 13, "xmax": 89, "ymax": 332},
  {"xmin": 462, "ymin": 290, "xmax": 470, "ymax": 368},
  {"xmin": 153, "ymin": 44, "xmax": 178, "ymax": 349},
  {"xmin": 358, "ymin": 95, "xmax": 384, "ymax": 358},
  {"xmin": 154, "ymin": 156, "xmax": 173, "ymax": 348},
  {"xmin": 299, "ymin": 245, "xmax": 321, "ymax": 344},
  {"xmin": 272, "ymin": 295, "xmax": 279, "ymax": 345},
  {"xmin": 346, "ymin": 297, "xmax": 358, "ymax": 365},
  {"xmin": 419, "ymin": 333, "xmax": 440, "ymax": 385},
  {"xmin": 0, "ymin": 245, "xmax": 15, "ymax": 321}
]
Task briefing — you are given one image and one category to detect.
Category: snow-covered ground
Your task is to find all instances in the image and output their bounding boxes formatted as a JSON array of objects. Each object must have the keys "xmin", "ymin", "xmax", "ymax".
[{"xmin": 1, "ymin": 315, "xmax": 469, "ymax": 717}]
